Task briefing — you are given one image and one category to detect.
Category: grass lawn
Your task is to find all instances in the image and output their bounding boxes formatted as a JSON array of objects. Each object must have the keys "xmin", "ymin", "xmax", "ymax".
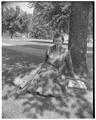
[
  {"xmin": 2, "ymin": 48, "xmax": 44, "ymax": 80},
  {"xmin": 2, "ymin": 47, "xmax": 93, "ymax": 118},
  {"xmin": 24, "ymin": 44, "xmax": 49, "ymax": 50},
  {"xmin": 87, "ymin": 47, "xmax": 93, "ymax": 51}
]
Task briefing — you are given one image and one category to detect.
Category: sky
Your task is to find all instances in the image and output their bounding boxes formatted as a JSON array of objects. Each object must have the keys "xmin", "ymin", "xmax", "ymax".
[{"xmin": 3, "ymin": 2, "xmax": 34, "ymax": 14}]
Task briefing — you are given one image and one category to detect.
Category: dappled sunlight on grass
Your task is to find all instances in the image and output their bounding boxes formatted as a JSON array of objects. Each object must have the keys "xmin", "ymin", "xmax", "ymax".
[
  {"xmin": 2, "ymin": 48, "xmax": 39, "ymax": 99},
  {"xmin": 2, "ymin": 48, "xmax": 93, "ymax": 118}
]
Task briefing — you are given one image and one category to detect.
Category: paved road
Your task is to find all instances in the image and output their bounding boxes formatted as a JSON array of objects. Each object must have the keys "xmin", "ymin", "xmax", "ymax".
[
  {"xmin": 2, "ymin": 38, "xmax": 93, "ymax": 47},
  {"xmin": 2, "ymin": 38, "xmax": 93, "ymax": 55}
]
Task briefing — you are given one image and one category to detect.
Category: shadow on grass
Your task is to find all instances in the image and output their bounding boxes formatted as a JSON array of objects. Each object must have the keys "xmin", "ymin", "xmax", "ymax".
[
  {"xmin": 2, "ymin": 48, "xmax": 93, "ymax": 118},
  {"xmin": 2, "ymin": 48, "xmax": 43, "ymax": 98}
]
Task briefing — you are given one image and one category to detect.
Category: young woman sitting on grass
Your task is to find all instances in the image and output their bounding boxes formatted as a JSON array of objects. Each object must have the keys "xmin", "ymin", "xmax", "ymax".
[{"xmin": 14, "ymin": 32, "xmax": 79, "ymax": 97}]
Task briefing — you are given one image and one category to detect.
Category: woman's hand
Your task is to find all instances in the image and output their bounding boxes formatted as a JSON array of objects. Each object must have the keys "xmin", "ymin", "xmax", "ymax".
[{"xmin": 73, "ymin": 74, "xmax": 80, "ymax": 80}]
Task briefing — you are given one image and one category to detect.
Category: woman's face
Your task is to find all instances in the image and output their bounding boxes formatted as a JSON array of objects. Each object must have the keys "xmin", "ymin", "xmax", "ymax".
[{"xmin": 54, "ymin": 37, "xmax": 63, "ymax": 46}]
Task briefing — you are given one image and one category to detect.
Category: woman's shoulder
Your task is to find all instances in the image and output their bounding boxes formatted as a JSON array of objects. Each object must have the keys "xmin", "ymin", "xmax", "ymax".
[
  {"xmin": 47, "ymin": 45, "xmax": 56, "ymax": 52},
  {"xmin": 50, "ymin": 45, "xmax": 56, "ymax": 50}
]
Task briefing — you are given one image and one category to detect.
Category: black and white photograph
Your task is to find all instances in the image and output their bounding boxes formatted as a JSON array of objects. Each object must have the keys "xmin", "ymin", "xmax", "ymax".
[{"xmin": 2, "ymin": 1, "xmax": 94, "ymax": 118}]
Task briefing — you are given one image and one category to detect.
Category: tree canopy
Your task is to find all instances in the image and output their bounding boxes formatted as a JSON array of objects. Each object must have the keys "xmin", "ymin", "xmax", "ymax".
[
  {"xmin": 2, "ymin": 2, "xmax": 93, "ymax": 40},
  {"xmin": 29, "ymin": 2, "xmax": 71, "ymax": 39},
  {"xmin": 2, "ymin": 5, "xmax": 31, "ymax": 38},
  {"xmin": 28, "ymin": 2, "xmax": 93, "ymax": 40}
]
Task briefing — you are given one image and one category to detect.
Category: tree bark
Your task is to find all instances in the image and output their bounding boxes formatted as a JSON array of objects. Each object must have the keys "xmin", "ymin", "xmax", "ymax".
[{"xmin": 68, "ymin": 2, "xmax": 90, "ymax": 74}]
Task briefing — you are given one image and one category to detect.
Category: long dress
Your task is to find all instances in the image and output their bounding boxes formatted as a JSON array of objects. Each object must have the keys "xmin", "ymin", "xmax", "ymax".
[{"xmin": 14, "ymin": 45, "xmax": 73, "ymax": 96}]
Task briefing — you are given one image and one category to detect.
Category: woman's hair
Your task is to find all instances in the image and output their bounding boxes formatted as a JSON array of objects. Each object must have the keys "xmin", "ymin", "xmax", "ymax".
[
  {"xmin": 53, "ymin": 32, "xmax": 60, "ymax": 42},
  {"xmin": 53, "ymin": 32, "xmax": 64, "ymax": 43}
]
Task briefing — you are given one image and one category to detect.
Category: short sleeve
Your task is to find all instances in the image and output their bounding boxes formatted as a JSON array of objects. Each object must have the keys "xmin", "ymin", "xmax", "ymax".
[
  {"xmin": 45, "ymin": 48, "xmax": 50, "ymax": 62},
  {"xmin": 45, "ymin": 46, "xmax": 53, "ymax": 62}
]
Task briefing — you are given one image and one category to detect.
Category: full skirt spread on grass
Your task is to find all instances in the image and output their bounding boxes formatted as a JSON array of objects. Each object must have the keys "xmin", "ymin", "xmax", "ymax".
[{"xmin": 14, "ymin": 63, "xmax": 87, "ymax": 97}]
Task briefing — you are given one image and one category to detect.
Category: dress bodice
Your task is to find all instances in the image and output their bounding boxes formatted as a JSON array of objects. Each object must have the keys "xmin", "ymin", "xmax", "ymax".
[{"xmin": 46, "ymin": 45, "xmax": 66, "ymax": 69}]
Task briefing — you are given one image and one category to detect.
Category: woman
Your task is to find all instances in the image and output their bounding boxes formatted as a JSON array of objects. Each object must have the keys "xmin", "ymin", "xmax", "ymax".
[
  {"xmin": 45, "ymin": 32, "xmax": 75, "ymax": 77},
  {"xmin": 14, "ymin": 32, "xmax": 76, "ymax": 97}
]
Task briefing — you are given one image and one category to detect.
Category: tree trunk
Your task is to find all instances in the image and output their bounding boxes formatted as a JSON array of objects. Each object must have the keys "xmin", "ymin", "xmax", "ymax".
[
  {"xmin": 2, "ymin": 31, "xmax": 4, "ymax": 36},
  {"xmin": 68, "ymin": 2, "xmax": 90, "ymax": 74}
]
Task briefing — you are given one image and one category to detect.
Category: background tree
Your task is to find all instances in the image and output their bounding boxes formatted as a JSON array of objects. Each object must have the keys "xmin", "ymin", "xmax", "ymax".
[
  {"xmin": 2, "ymin": 6, "xmax": 20, "ymax": 38},
  {"xmin": 2, "ymin": 6, "xmax": 8, "ymax": 36},
  {"xmin": 17, "ymin": 12, "xmax": 31, "ymax": 36},
  {"xmin": 2, "ymin": 5, "xmax": 31, "ymax": 38}
]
